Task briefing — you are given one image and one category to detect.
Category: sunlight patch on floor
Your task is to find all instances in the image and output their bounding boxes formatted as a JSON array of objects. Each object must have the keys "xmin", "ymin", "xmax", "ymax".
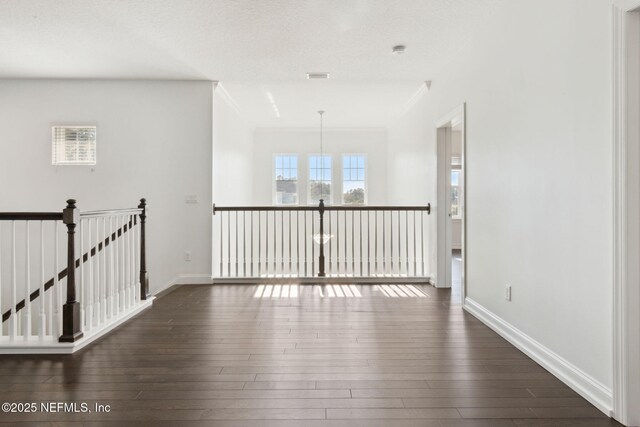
[
  {"xmin": 375, "ymin": 284, "xmax": 428, "ymax": 298},
  {"xmin": 254, "ymin": 284, "xmax": 299, "ymax": 298},
  {"xmin": 318, "ymin": 284, "xmax": 363, "ymax": 298}
]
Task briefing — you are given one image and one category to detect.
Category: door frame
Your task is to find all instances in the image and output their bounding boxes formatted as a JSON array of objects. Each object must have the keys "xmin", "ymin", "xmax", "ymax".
[
  {"xmin": 435, "ymin": 104, "xmax": 466, "ymax": 303},
  {"xmin": 612, "ymin": 1, "xmax": 640, "ymax": 425}
]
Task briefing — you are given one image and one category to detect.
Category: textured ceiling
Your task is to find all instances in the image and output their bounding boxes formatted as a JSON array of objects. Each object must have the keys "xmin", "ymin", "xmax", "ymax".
[{"xmin": 0, "ymin": 0, "xmax": 505, "ymax": 127}]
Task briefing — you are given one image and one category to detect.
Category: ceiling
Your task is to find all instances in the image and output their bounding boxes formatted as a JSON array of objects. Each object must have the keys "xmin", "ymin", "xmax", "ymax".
[{"xmin": 0, "ymin": 0, "xmax": 505, "ymax": 127}]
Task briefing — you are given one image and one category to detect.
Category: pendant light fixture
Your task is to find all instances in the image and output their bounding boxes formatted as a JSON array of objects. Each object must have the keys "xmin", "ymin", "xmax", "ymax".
[{"xmin": 313, "ymin": 110, "xmax": 332, "ymax": 246}]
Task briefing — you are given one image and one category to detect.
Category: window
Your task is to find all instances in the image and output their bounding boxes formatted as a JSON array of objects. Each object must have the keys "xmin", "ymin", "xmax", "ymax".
[
  {"xmin": 52, "ymin": 126, "xmax": 96, "ymax": 165},
  {"xmin": 274, "ymin": 155, "xmax": 298, "ymax": 204},
  {"xmin": 309, "ymin": 155, "xmax": 332, "ymax": 204},
  {"xmin": 451, "ymin": 169, "xmax": 461, "ymax": 219},
  {"xmin": 342, "ymin": 155, "xmax": 366, "ymax": 204}
]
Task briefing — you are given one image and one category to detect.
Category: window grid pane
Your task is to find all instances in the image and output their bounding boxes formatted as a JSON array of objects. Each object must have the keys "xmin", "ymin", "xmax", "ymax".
[
  {"xmin": 309, "ymin": 155, "xmax": 332, "ymax": 204},
  {"xmin": 343, "ymin": 155, "xmax": 366, "ymax": 205},
  {"xmin": 275, "ymin": 155, "xmax": 298, "ymax": 205}
]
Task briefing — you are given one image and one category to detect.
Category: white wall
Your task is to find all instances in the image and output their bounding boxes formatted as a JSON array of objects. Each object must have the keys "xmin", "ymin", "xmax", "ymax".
[
  {"xmin": 252, "ymin": 128, "xmax": 387, "ymax": 206},
  {"xmin": 0, "ymin": 79, "xmax": 214, "ymax": 295},
  {"xmin": 387, "ymin": 0, "xmax": 613, "ymax": 411},
  {"xmin": 213, "ymin": 86, "xmax": 254, "ymax": 205},
  {"xmin": 211, "ymin": 85, "xmax": 254, "ymax": 276},
  {"xmin": 387, "ymin": 102, "xmax": 438, "ymax": 276}
]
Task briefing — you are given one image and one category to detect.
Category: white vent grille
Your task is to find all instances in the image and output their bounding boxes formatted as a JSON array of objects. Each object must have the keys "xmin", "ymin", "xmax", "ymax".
[
  {"xmin": 52, "ymin": 126, "xmax": 96, "ymax": 165},
  {"xmin": 306, "ymin": 72, "xmax": 330, "ymax": 79}
]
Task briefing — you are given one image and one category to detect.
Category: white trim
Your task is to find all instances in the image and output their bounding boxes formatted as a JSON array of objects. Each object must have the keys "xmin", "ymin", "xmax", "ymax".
[
  {"xmin": 435, "ymin": 104, "xmax": 466, "ymax": 304},
  {"xmin": 0, "ymin": 298, "xmax": 154, "ymax": 354},
  {"xmin": 392, "ymin": 81, "xmax": 431, "ymax": 125},
  {"xmin": 171, "ymin": 274, "xmax": 214, "ymax": 285},
  {"xmin": 464, "ymin": 297, "xmax": 613, "ymax": 417},
  {"xmin": 436, "ymin": 104, "xmax": 465, "ymax": 129},
  {"xmin": 612, "ymin": 1, "xmax": 640, "ymax": 425}
]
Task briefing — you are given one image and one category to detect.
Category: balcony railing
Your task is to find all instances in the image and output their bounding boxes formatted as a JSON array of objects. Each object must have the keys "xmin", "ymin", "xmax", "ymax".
[
  {"xmin": 0, "ymin": 198, "xmax": 151, "ymax": 351},
  {"xmin": 212, "ymin": 201, "xmax": 431, "ymax": 283}
]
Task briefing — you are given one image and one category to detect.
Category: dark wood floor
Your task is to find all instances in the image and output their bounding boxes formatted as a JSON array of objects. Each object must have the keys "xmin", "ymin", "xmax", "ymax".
[{"xmin": 0, "ymin": 284, "xmax": 622, "ymax": 426}]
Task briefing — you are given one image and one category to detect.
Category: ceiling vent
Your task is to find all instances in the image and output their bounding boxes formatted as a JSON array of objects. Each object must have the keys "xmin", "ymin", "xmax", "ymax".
[
  {"xmin": 392, "ymin": 45, "xmax": 406, "ymax": 55},
  {"xmin": 306, "ymin": 72, "xmax": 330, "ymax": 80}
]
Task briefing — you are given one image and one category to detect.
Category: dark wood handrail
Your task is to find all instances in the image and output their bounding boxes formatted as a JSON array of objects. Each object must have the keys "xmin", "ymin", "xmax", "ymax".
[
  {"xmin": 213, "ymin": 204, "xmax": 431, "ymax": 214},
  {"xmin": 0, "ymin": 213, "xmax": 64, "ymax": 221},
  {"xmin": 80, "ymin": 208, "xmax": 142, "ymax": 218},
  {"xmin": 1, "ymin": 217, "xmax": 135, "ymax": 323}
]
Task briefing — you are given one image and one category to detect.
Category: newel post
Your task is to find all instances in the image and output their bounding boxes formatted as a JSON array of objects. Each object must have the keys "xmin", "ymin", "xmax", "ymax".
[
  {"xmin": 139, "ymin": 198, "xmax": 150, "ymax": 300},
  {"xmin": 59, "ymin": 199, "xmax": 83, "ymax": 343},
  {"xmin": 318, "ymin": 199, "xmax": 326, "ymax": 277}
]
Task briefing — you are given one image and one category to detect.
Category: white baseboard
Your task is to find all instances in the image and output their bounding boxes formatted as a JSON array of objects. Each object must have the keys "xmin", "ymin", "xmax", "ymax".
[
  {"xmin": 463, "ymin": 297, "xmax": 613, "ymax": 417},
  {"xmin": 159, "ymin": 274, "xmax": 213, "ymax": 291},
  {"xmin": 173, "ymin": 274, "xmax": 213, "ymax": 285},
  {"xmin": 0, "ymin": 298, "xmax": 154, "ymax": 354}
]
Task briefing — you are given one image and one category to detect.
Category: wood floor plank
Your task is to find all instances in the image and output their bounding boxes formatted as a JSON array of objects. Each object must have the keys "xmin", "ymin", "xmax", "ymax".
[
  {"xmin": 326, "ymin": 408, "xmax": 462, "ymax": 419},
  {"xmin": 0, "ymin": 284, "xmax": 621, "ymax": 425}
]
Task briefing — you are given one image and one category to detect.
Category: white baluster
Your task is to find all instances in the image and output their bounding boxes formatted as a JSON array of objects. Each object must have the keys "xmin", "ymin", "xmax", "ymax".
[
  {"xmin": 0, "ymin": 225, "xmax": 2, "ymax": 339},
  {"xmin": 53, "ymin": 222, "xmax": 60, "ymax": 338},
  {"xmin": 87, "ymin": 218, "xmax": 93, "ymax": 331},
  {"xmin": 11, "ymin": 222, "xmax": 17, "ymax": 340},
  {"xmin": 130, "ymin": 215, "xmax": 136, "ymax": 306},
  {"xmin": 122, "ymin": 215, "xmax": 127, "ymax": 311},
  {"xmin": 118, "ymin": 215, "xmax": 123, "ymax": 313},
  {"xmin": 47, "ymin": 223, "xmax": 53, "ymax": 337},
  {"xmin": 92, "ymin": 218, "xmax": 99, "ymax": 328},
  {"xmin": 131, "ymin": 216, "xmax": 137, "ymax": 304},
  {"xmin": 24, "ymin": 221, "xmax": 31, "ymax": 340},
  {"xmin": 112, "ymin": 215, "xmax": 118, "ymax": 315},
  {"xmin": 123, "ymin": 215, "xmax": 129, "ymax": 310},
  {"xmin": 79, "ymin": 218, "xmax": 85, "ymax": 331},
  {"xmin": 133, "ymin": 215, "xmax": 140, "ymax": 302},
  {"xmin": 109, "ymin": 217, "xmax": 115, "ymax": 318},
  {"xmin": 116, "ymin": 215, "xmax": 122, "ymax": 314},
  {"xmin": 101, "ymin": 217, "xmax": 107, "ymax": 324},
  {"xmin": 39, "ymin": 221, "xmax": 46, "ymax": 340},
  {"xmin": 124, "ymin": 215, "xmax": 130, "ymax": 310},
  {"xmin": 127, "ymin": 215, "xmax": 134, "ymax": 308},
  {"xmin": 94, "ymin": 218, "xmax": 99, "ymax": 326}
]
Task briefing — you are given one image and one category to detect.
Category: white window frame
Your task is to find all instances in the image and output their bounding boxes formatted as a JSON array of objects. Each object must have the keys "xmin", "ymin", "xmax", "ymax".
[
  {"xmin": 341, "ymin": 153, "xmax": 368, "ymax": 205},
  {"xmin": 308, "ymin": 154, "xmax": 333, "ymax": 205},
  {"xmin": 272, "ymin": 154, "xmax": 299, "ymax": 205},
  {"xmin": 51, "ymin": 125, "xmax": 97, "ymax": 166}
]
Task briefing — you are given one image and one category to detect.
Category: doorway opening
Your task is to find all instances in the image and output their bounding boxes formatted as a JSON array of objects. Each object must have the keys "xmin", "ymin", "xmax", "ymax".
[{"xmin": 436, "ymin": 104, "xmax": 466, "ymax": 304}]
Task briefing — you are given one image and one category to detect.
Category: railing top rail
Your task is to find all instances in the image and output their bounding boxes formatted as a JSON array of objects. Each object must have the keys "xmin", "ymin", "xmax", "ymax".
[
  {"xmin": 213, "ymin": 204, "xmax": 431, "ymax": 213},
  {"xmin": 80, "ymin": 208, "xmax": 143, "ymax": 218},
  {"xmin": 0, "ymin": 212, "xmax": 64, "ymax": 221},
  {"xmin": 325, "ymin": 205, "xmax": 430, "ymax": 212}
]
